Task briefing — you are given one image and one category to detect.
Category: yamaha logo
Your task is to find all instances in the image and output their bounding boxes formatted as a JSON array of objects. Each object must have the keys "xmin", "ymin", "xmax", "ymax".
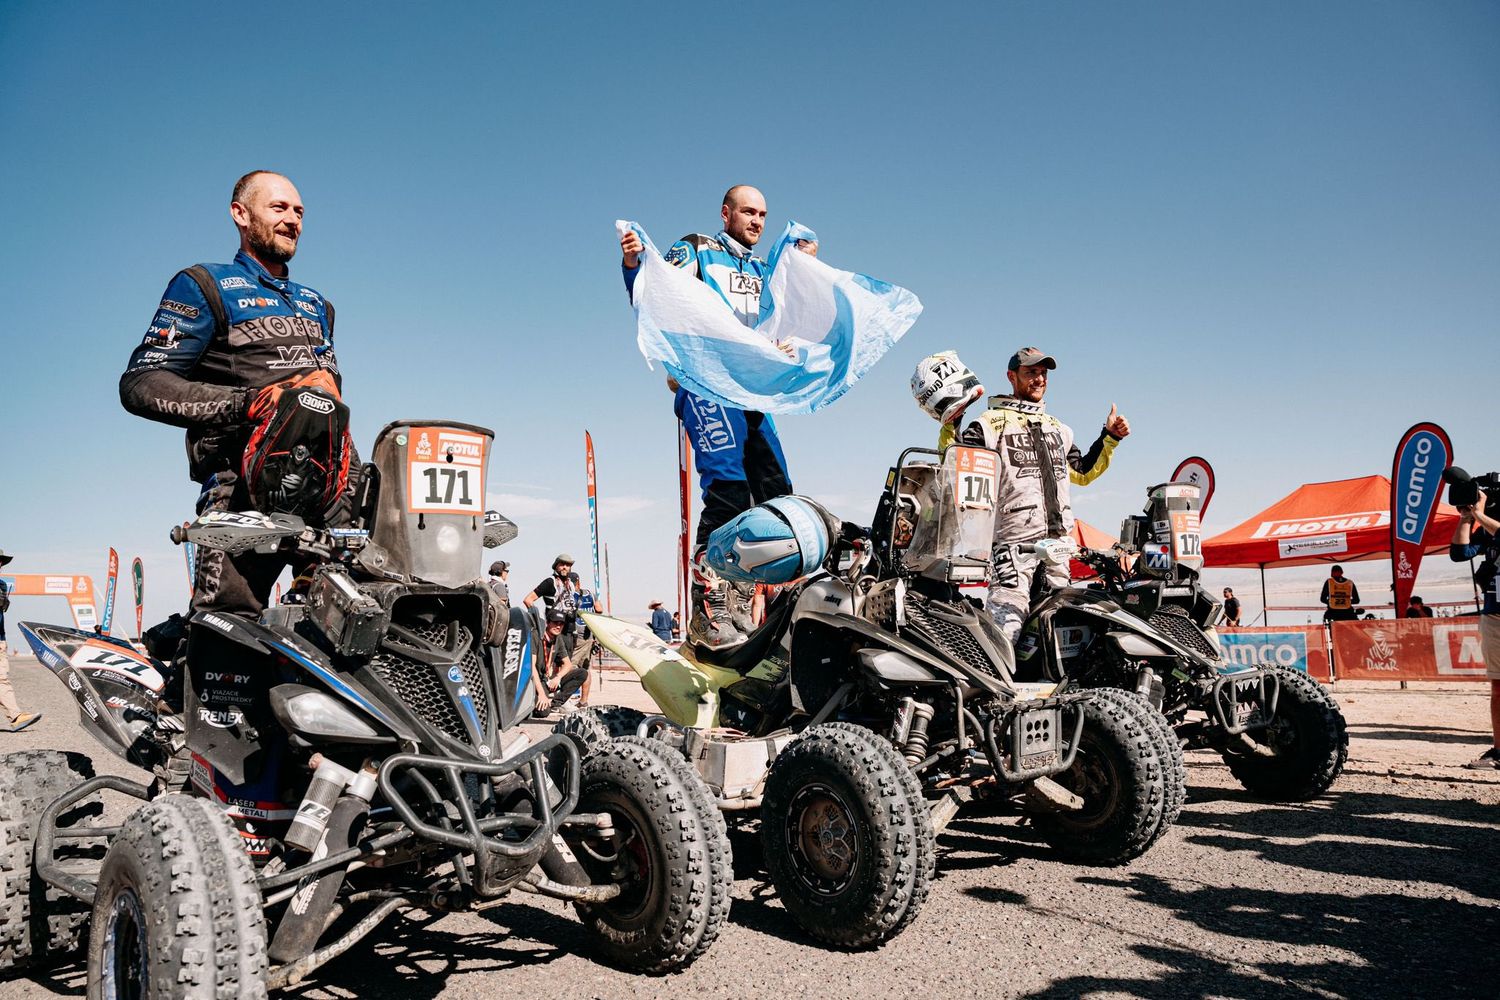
[{"xmin": 297, "ymin": 392, "xmax": 335, "ymax": 413}]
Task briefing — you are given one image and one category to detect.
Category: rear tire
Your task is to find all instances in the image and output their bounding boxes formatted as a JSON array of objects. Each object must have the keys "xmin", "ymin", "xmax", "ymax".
[
  {"xmin": 1224, "ymin": 666, "xmax": 1347, "ymax": 800},
  {"xmin": 1033, "ymin": 694, "xmax": 1166, "ymax": 865},
  {"xmin": 761, "ymin": 723, "xmax": 934, "ymax": 949},
  {"xmin": 552, "ymin": 705, "xmax": 648, "ymax": 758},
  {"xmin": 87, "ymin": 795, "xmax": 267, "ymax": 999},
  {"xmin": 0, "ymin": 750, "xmax": 101, "ymax": 974},
  {"xmin": 569, "ymin": 736, "xmax": 730, "ymax": 973},
  {"xmin": 1092, "ymin": 688, "xmax": 1184, "ymax": 844}
]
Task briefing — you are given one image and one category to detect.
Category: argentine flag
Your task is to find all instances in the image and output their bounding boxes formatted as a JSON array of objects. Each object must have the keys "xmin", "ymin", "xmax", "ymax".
[{"xmin": 617, "ymin": 220, "xmax": 923, "ymax": 415}]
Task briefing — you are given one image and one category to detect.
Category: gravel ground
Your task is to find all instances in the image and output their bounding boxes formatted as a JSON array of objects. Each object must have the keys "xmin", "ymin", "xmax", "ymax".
[{"xmin": 1, "ymin": 661, "xmax": 1496, "ymax": 999}]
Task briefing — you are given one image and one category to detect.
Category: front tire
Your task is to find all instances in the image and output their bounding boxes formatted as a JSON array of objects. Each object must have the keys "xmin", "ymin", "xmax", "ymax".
[
  {"xmin": 1032, "ymin": 694, "xmax": 1166, "ymax": 865},
  {"xmin": 569, "ymin": 736, "xmax": 731, "ymax": 973},
  {"xmin": 552, "ymin": 705, "xmax": 648, "ymax": 758},
  {"xmin": 761, "ymin": 723, "xmax": 935, "ymax": 949},
  {"xmin": 1224, "ymin": 666, "xmax": 1348, "ymax": 800},
  {"xmin": 1091, "ymin": 688, "xmax": 1185, "ymax": 845},
  {"xmin": 0, "ymin": 750, "xmax": 101, "ymax": 974},
  {"xmin": 87, "ymin": 796, "xmax": 267, "ymax": 1000}
]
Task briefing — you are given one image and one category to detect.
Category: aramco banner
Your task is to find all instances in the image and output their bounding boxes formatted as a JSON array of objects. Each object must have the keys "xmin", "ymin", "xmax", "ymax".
[
  {"xmin": 101, "ymin": 548, "xmax": 119, "ymax": 635},
  {"xmin": 585, "ymin": 431, "xmax": 603, "ymax": 601},
  {"xmin": 1218, "ymin": 626, "xmax": 1332, "ymax": 681},
  {"xmin": 1390, "ymin": 423, "xmax": 1452, "ymax": 615},
  {"xmin": 1172, "ymin": 457, "xmax": 1217, "ymax": 519}
]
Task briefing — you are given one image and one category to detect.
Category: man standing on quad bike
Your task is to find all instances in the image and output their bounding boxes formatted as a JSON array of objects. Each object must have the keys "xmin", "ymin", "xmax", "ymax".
[
  {"xmin": 618, "ymin": 185, "xmax": 817, "ymax": 649},
  {"xmin": 119, "ymin": 170, "xmax": 355, "ymax": 618},
  {"xmin": 915, "ymin": 347, "xmax": 1130, "ymax": 639}
]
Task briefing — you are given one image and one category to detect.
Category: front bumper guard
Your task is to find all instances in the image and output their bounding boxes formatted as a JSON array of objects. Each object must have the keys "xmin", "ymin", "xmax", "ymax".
[
  {"xmin": 988, "ymin": 694, "xmax": 1087, "ymax": 783},
  {"xmin": 1209, "ymin": 669, "xmax": 1281, "ymax": 736}
]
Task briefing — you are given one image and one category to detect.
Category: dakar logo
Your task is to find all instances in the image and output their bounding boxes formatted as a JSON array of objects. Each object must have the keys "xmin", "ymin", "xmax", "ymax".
[
  {"xmin": 415, "ymin": 433, "xmax": 433, "ymax": 459},
  {"xmin": 1395, "ymin": 551, "xmax": 1414, "ymax": 581},
  {"xmin": 1363, "ymin": 631, "xmax": 1399, "ymax": 672}
]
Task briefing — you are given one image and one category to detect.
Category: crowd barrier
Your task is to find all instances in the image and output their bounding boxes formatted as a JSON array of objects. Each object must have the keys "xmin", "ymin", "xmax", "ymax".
[{"xmin": 1221, "ymin": 618, "xmax": 1487, "ymax": 682}]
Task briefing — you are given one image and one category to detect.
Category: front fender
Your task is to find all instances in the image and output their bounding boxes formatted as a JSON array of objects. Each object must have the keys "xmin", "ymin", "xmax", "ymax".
[{"xmin": 579, "ymin": 612, "xmax": 741, "ymax": 728}]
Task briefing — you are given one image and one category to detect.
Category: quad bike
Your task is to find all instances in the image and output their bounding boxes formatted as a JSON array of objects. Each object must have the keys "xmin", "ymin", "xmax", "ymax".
[
  {"xmin": 564, "ymin": 445, "xmax": 1177, "ymax": 950},
  {"xmin": 1, "ymin": 419, "xmax": 730, "ymax": 995},
  {"xmin": 1023, "ymin": 481, "xmax": 1347, "ymax": 801}
]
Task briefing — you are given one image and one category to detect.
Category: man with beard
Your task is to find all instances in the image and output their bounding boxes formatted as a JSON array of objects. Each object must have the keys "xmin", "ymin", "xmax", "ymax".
[
  {"xmin": 120, "ymin": 170, "xmax": 350, "ymax": 619},
  {"xmin": 919, "ymin": 347, "xmax": 1130, "ymax": 640},
  {"xmin": 618, "ymin": 185, "xmax": 815, "ymax": 649}
]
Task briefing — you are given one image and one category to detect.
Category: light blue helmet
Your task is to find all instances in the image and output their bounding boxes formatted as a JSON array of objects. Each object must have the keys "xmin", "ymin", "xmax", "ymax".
[{"xmin": 705, "ymin": 496, "xmax": 833, "ymax": 585}]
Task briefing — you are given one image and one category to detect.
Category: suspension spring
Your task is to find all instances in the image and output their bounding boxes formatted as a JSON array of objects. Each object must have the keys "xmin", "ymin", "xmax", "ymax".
[{"xmin": 903, "ymin": 701, "xmax": 935, "ymax": 767}]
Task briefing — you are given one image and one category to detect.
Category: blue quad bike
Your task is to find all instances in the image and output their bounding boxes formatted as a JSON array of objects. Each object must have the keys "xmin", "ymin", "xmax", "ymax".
[{"xmin": 0, "ymin": 420, "xmax": 730, "ymax": 996}]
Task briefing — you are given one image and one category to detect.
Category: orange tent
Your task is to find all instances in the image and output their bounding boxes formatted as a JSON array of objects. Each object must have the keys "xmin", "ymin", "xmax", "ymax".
[
  {"xmin": 1202, "ymin": 475, "xmax": 1459, "ymax": 569},
  {"xmin": 1071, "ymin": 518, "xmax": 1118, "ymax": 579}
]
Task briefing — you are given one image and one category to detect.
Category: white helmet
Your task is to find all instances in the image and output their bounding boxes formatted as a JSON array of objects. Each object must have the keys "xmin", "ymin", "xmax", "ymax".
[{"xmin": 911, "ymin": 351, "xmax": 985, "ymax": 424}]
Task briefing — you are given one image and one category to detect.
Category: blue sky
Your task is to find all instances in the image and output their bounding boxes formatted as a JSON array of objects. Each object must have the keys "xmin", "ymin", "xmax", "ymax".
[{"xmin": 0, "ymin": 1, "xmax": 1494, "ymax": 630}]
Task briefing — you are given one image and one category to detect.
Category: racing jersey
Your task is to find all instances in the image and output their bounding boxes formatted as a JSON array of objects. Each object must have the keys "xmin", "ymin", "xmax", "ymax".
[
  {"xmin": 120, "ymin": 250, "xmax": 339, "ymax": 481},
  {"xmin": 624, "ymin": 230, "xmax": 767, "ymax": 326},
  {"xmin": 941, "ymin": 395, "xmax": 1118, "ymax": 543}
]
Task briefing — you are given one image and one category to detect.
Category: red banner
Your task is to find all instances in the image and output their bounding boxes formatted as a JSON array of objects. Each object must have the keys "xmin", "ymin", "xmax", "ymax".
[
  {"xmin": 1172, "ymin": 456, "xmax": 1216, "ymax": 518},
  {"xmin": 1390, "ymin": 422, "xmax": 1453, "ymax": 616},
  {"xmin": 585, "ymin": 431, "xmax": 602, "ymax": 600},
  {"xmin": 1330, "ymin": 617, "xmax": 1486, "ymax": 681}
]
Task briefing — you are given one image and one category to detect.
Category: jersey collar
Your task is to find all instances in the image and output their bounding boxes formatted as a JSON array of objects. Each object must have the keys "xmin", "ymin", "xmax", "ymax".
[
  {"xmin": 988, "ymin": 394, "xmax": 1048, "ymax": 415},
  {"xmin": 234, "ymin": 249, "xmax": 292, "ymax": 288},
  {"xmin": 716, "ymin": 230, "xmax": 756, "ymax": 261}
]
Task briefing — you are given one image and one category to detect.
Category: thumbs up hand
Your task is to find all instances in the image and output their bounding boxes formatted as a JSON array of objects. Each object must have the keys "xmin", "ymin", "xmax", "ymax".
[{"xmin": 1105, "ymin": 403, "xmax": 1131, "ymax": 439}]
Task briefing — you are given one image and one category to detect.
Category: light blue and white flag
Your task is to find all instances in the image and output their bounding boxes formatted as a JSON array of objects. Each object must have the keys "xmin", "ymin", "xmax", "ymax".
[{"xmin": 617, "ymin": 220, "xmax": 922, "ymax": 414}]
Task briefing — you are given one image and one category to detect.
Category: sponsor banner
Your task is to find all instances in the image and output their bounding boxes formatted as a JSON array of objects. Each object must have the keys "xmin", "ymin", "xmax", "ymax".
[
  {"xmin": 1277, "ymin": 533, "xmax": 1348, "ymax": 560},
  {"xmin": 1171, "ymin": 456, "xmax": 1216, "ymax": 518},
  {"xmin": 586, "ymin": 431, "xmax": 603, "ymax": 599},
  {"xmin": 1331, "ymin": 617, "xmax": 1486, "ymax": 681},
  {"xmin": 101, "ymin": 548, "xmax": 119, "ymax": 635},
  {"xmin": 1390, "ymin": 422, "xmax": 1453, "ymax": 616},
  {"xmin": 131, "ymin": 557, "xmax": 144, "ymax": 637},
  {"xmin": 6, "ymin": 574, "xmax": 99, "ymax": 631},
  {"xmin": 1250, "ymin": 512, "xmax": 1387, "ymax": 540},
  {"xmin": 1218, "ymin": 626, "xmax": 1332, "ymax": 681}
]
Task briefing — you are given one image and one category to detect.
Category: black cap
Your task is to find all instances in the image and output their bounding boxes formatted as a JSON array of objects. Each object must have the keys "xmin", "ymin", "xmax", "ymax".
[
  {"xmin": 1331, "ymin": 565, "xmax": 1343, "ymax": 573},
  {"xmin": 546, "ymin": 609, "xmax": 567, "ymax": 624},
  {"xmin": 0, "ymin": 549, "xmax": 12, "ymax": 566},
  {"xmin": 1008, "ymin": 347, "xmax": 1057, "ymax": 371},
  {"xmin": 488, "ymin": 560, "xmax": 508, "ymax": 576}
]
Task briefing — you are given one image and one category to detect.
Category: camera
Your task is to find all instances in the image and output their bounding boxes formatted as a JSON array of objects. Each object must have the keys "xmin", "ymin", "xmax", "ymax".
[{"xmin": 1443, "ymin": 467, "xmax": 1500, "ymax": 513}]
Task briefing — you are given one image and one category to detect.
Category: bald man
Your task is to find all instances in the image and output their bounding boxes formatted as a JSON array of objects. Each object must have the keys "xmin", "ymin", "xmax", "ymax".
[
  {"xmin": 619, "ymin": 186, "xmax": 815, "ymax": 648},
  {"xmin": 121, "ymin": 170, "xmax": 350, "ymax": 619}
]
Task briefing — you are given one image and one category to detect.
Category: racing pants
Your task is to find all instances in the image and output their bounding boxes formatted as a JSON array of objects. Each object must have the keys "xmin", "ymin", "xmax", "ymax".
[
  {"xmin": 987, "ymin": 542, "xmax": 1070, "ymax": 641},
  {"xmin": 191, "ymin": 472, "xmax": 316, "ymax": 618}
]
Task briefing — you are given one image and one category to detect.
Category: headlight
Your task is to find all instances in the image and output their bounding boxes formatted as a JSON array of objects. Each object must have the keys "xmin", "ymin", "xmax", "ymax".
[{"xmin": 270, "ymin": 684, "xmax": 385, "ymax": 743}]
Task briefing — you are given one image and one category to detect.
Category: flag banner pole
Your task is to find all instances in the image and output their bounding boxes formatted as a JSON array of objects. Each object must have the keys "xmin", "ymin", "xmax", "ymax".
[
  {"xmin": 131, "ymin": 557, "xmax": 144, "ymax": 638},
  {"xmin": 101, "ymin": 547, "xmax": 120, "ymax": 635},
  {"xmin": 604, "ymin": 543, "xmax": 613, "ymax": 614},
  {"xmin": 1390, "ymin": 422, "xmax": 1453, "ymax": 616}
]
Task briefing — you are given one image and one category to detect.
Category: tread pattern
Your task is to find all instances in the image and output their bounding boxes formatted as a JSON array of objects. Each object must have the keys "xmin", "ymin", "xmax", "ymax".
[
  {"xmin": 573, "ymin": 736, "xmax": 731, "ymax": 973},
  {"xmin": 1224, "ymin": 666, "xmax": 1348, "ymax": 800},
  {"xmin": 1031, "ymin": 693, "xmax": 1166, "ymax": 866},
  {"xmin": 552, "ymin": 705, "xmax": 648, "ymax": 759},
  {"xmin": 761, "ymin": 722, "xmax": 935, "ymax": 949},
  {"xmin": 88, "ymin": 795, "xmax": 267, "ymax": 999},
  {"xmin": 0, "ymin": 750, "xmax": 100, "ymax": 973},
  {"xmin": 1091, "ymin": 688, "xmax": 1185, "ymax": 845}
]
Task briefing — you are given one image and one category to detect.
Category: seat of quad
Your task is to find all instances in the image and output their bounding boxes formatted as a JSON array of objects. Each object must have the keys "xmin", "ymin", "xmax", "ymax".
[{"xmin": 689, "ymin": 585, "xmax": 802, "ymax": 674}]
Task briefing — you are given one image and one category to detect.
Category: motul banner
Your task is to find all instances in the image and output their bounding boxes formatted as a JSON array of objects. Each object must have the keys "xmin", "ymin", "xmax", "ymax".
[
  {"xmin": 131, "ymin": 557, "xmax": 144, "ymax": 637},
  {"xmin": 585, "ymin": 431, "xmax": 603, "ymax": 600},
  {"xmin": 101, "ymin": 548, "xmax": 119, "ymax": 635},
  {"xmin": 1390, "ymin": 423, "xmax": 1453, "ymax": 615},
  {"xmin": 1330, "ymin": 617, "xmax": 1484, "ymax": 681},
  {"xmin": 1172, "ymin": 457, "xmax": 1216, "ymax": 519},
  {"xmin": 1217, "ymin": 626, "xmax": 1332, "ymax": 681}
]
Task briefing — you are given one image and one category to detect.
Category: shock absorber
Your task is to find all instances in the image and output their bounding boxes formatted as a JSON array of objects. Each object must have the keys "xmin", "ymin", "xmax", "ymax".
[{"xmin": 903, "ymin": 701, "xmax": 935, "ymax": 767}]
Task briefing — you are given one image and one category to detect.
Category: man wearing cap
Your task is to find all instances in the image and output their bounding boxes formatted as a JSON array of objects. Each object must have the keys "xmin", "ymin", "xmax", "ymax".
[
  {"xmin": 0, "ymin": 549, "xmax": 43, "ymax": 733},
  {"xmin": 1319, "ymin": 566, "xmax": 1360, "ymax": 623},
  {"xmin": 649, "ymin": 601, "xmax": 674, "ymax": 643},
  {"xmin": 486, "ymin": 560, "xmax": 510, "ymax": 608},
  {"xmin": 939, "ymin": 347, "xmax": 1130, "ymax": 639},
  {"xmin": 523, "ymin": 554, "xmax": 580, "ymax": 634}
]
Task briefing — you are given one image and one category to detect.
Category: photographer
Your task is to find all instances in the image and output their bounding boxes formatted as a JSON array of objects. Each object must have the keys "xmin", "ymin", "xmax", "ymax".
[{"xmin": 1450, "ymin": 478, "xmax": 1500, "ymax": 769}]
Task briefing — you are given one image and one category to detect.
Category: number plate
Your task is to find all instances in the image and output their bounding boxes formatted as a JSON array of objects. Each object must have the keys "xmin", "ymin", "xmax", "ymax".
[
  {"xmin": 1170, "ymin": 510, "xmax": 1203, "ymax": 569},
  {"xmin": 952, "ymin": 447, "xmax": 997, "ymax": 510},
  {"xmin": 406, "ymin": 427, "xmax": 486, "ymax": 516}
]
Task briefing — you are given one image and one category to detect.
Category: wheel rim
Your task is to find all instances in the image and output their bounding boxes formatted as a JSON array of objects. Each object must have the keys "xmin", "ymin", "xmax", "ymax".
[
  {"xmin": 1052, "ymin": 732, "xmax": 1123, "ymax": 829},
  {"xmin": 101, "ymin": 885, "xmax": 149, "ymax": 1000},
  {"xmin": 574, "ymin": 788, "xmax": 661, "ymax": 929},
  {"xmin": 783, "ymin": 782, "xmax": 861, "ymax": 895}
]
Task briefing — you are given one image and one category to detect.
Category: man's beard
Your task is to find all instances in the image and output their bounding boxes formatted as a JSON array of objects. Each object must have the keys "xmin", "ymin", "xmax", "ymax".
[{"xmin": 247, "ymin": 219, "xmax": 297, "ymax": 264}]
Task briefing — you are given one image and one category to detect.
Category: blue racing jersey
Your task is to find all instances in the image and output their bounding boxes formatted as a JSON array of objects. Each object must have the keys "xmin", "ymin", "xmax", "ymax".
[{"xmin": 624, "ymin": 230, "xmax": 767, "ymax": 326}]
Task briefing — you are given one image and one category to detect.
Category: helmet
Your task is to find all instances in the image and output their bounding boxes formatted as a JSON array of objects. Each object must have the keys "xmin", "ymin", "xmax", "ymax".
[
  {"xmin": 911, "ymin": 351, "xmax": 984, "ymax": 424},
  {"xmin": 705, "ymin": 496, "xmax": 834, "ymax": 585},
  {"xmin": 242, "ymin": 386, "xmax": 351, "ymax": 521}
]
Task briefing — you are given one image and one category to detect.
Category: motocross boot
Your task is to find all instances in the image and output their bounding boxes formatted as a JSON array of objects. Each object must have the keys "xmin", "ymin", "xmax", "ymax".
[
  {"xmin": 728, "ymin": 580, "xmax": 756, "ymax": 635},
  {"xmin": 690, "ymin": 582, "xmax": 747, "ymax": 650}
]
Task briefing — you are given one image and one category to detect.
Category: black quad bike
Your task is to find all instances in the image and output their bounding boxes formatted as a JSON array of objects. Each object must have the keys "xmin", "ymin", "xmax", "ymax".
[
  {"xmin": 2, "ymin": 419, "xmax": 730, "ymax": 995},
  {"xmin": 568, "ymin": 445, "xmax": 1179, "ymax": 950},
  {"xmin": 1019, "ymin": 482, "xmax": 1347, "ymax": 801}
]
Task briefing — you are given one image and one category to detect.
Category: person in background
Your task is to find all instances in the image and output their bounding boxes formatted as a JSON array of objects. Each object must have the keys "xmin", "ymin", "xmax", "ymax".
[
  {"xmin": 569, "ymin": 573, "xmax": 595, "ymax": 707},
  {"xmin": 1405, "ymin": 595, "xmax": 1435, "ymax": 618},
  {"xmin": 486, "ymin": 560, "xmax": 510, "ymax": 607},
  {"xmin": 1452, "ymin": 492, "xmax": 1500, "ymax": 768},
  {"xmin": 671, "ymin": 610, "xmax": 682, "ymax": 642},
  {"xmin": 1222, "ymin": 587, "xmax": 1241, "ymax": 627},
  {"xmin": 1320, "ymin": 565, "xmax": 1360, "ymax": 623},
  {"xmin": 649, "ymin": 601, "xmax": 673, "ymax": 643},
  {"xmin": 523, "ymin": 554, "xmax": 579, "ymax": 634},
  {"xmin": 0, "ymin": 549, "xmax": 42, "ymax": 733}
]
